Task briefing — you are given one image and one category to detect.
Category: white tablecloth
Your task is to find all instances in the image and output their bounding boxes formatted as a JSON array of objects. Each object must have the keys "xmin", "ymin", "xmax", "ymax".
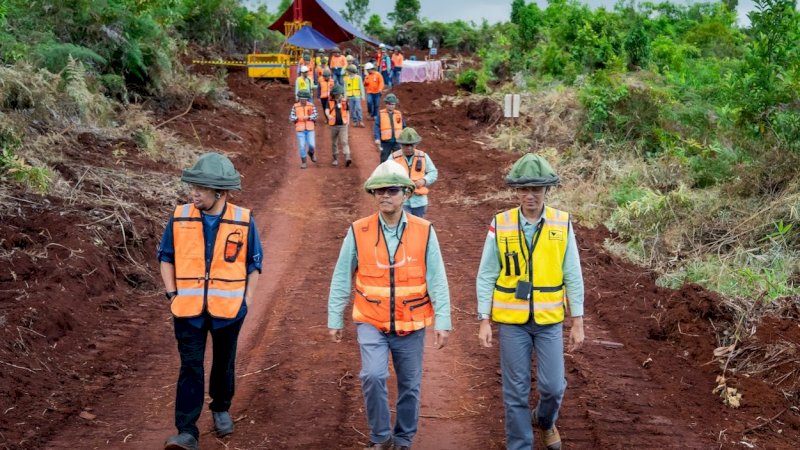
[{"xmin": 399, "ymin": 60, "xmax": 444, "ymax": 83}]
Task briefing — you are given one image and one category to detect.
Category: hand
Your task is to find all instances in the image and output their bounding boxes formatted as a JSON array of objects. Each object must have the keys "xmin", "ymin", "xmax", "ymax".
[
  {"xmin": 414, "ymin": 179, "xmax": 426, "ymax": 188},
  {"xmin": 329, "ymin": 328, "xmax": 343, "ymax": 343},
  {"xmin": 568, "ymin": 316, "xmax": 585, "ymax": 352},
  {"xmin": 433, "ymin": 330, "xmax": 449, "ymax": 349},
  {"xmin": 478, "ymin": 320, "xmax": 493, "ymax": 348}
]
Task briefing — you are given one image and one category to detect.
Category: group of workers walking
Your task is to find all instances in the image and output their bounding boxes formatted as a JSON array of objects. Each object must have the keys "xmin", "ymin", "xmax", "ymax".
[
  {"xmin": 292, "ymin": 44, "xmax": 410, "ymax": 170},
  {"xmin": 159, "ymin": 43, "xmax": 585, "ymax": 450}
]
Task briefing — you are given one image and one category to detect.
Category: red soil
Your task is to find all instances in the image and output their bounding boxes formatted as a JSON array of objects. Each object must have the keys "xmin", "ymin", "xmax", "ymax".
[{"xmin": 0, "ymin": 72, "xmax": 797, "ymax": 450}]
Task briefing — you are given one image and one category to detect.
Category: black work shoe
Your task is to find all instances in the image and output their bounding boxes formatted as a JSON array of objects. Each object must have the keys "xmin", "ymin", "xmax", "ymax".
[
  {"xmin": 346, "ymin": 158, "xmax": 352, "ymax": 167},
  {"xmin": 212, "ymin": 411, "xmax": 235, "ymax": 437},
  {"xmin": 309, "ymin": 150, "xmax": 317, "ymax": 162},
  {"xmin": 164, "ymin": 432, "xmax": 198, "ymax": 450}
]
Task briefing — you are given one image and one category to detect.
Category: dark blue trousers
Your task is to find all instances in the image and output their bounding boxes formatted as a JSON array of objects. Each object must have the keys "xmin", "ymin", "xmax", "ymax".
[{"xmin": 173, "ymin": 316, "xmax": 244, "ymax": 439}]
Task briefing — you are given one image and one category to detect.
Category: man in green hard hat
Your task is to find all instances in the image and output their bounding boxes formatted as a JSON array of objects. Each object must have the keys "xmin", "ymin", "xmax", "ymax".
[
  {"xmin": 391, "ymin": 127, "xmax": 438, "ymax": 218},
  {"xmin": 327, "ymin": 84, "xmax": 352, "ymax": 167},
  {"xmin": 328, "ymin": 159, "xmax": 452, "ymax": 450},
  {"xmin": 475, "ymin": 153, "xmax": 585, "ymax": 450},
  {"xmin": 374, "ymin": 93, "xmax": 406, "ymax": 163},
  {"xmin": 158, "ymin": 152, "xmax": 262, "ymax": 450}
]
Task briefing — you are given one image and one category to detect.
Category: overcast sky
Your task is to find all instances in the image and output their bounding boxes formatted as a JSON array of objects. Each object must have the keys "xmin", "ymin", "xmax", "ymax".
[{"xmin": 248, "ymin": 1, "xmax": 760, "ymax": 26}]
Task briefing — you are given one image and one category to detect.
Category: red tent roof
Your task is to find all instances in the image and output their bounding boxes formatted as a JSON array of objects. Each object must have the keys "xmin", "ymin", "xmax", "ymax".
[{"xmin": 268, "ymin": 0, "xmax": 377, "ymax": 45}]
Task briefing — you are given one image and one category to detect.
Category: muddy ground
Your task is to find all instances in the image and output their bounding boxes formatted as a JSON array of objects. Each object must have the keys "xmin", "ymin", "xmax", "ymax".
[{"xmin": 0, "ymin": 70, "xmax": 798, "ymax": 449}]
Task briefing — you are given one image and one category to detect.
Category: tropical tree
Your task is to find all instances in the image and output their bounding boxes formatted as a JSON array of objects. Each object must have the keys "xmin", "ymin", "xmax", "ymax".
[
  {"xmin": 389, "ymin": 0, "xmax": 420, "ymax": 25},
  {"xmin": 341, "ymin": 0, "xmax": 370, "ymax": 28}
]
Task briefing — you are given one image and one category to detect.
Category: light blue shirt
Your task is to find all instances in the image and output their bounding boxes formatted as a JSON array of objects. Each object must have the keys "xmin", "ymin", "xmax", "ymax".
[
  {"xmin": 476, "ymin": 207, "xmax": 584, "ymax": 317},
  {"xmin": 397, "ymin": 152, "xmax": 437, "ymax": 208},
  {"xmin": 328, "ymin": 211, "xmax": 452, "ymax": 331}
]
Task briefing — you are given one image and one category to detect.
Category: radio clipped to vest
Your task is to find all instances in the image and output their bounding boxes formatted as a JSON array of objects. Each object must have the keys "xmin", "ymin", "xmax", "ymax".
[
  {"xmin": 224, "ymin": 230, "xmax": 243, "ymax": 262},
  {"xmin": 415, "ymin": 157, "xmax": 423, "ymax": 172}
]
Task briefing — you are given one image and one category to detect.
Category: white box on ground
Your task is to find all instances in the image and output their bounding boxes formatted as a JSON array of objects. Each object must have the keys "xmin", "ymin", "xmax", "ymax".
[{"xmin": 504, "ymin": 94, "xmax": 521, "ymax": 118}]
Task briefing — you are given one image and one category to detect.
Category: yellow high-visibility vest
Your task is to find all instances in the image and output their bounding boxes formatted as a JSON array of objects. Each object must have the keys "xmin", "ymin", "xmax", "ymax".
[{"xmin": 492, "ymin": 206, "xmax": 569, "ymax": 325}]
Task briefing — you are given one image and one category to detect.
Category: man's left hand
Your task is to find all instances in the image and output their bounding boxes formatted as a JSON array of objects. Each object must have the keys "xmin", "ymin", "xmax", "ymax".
[
  {"xmin": 568, "ymin": 316, "xmax": 585, "ymax": 352},
  {"xmin": 414, "ymin": 179, "xmax": 426, "ymax": 188},
  {"xmin": 433, "ymin": 330, "xmax": 449, "ymax": 349}
]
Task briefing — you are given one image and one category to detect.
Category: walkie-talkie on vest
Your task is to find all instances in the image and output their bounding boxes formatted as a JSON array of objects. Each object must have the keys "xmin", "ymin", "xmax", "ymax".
[{"xmin": 224, "ymin": 230, "xmax": 243, "ymax": 262}]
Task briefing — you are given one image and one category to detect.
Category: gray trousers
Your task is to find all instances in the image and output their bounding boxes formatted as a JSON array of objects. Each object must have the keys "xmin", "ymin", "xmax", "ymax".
[
  {"xmin": 331, "ymin": 124, "xmax": 350, "ymax": 160},
  {"xmin": 499, "ymin": 321, "xmax": 566, "ymax": 450}
]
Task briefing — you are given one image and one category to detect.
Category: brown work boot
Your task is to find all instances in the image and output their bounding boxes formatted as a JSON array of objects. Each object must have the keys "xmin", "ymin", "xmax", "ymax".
[
  {"xmin": 363, "ymin": 437, "xmax": 393, "ymax": 450},
  {"xmin": 541, "ymin": 426, "xmax": 561, "ymax": 450}
]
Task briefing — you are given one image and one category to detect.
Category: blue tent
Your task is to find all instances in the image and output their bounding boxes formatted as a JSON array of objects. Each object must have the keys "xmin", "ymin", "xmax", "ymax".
[{"xmin": 286, "ymin": 25, "xmax": 337, "ymax": 50}]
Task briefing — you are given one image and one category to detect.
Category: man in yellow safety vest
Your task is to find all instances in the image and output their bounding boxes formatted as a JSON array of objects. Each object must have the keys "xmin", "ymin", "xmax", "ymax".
[{"xmin": 476, "ymin": 153, "xmax": 585, "ymax": 450}]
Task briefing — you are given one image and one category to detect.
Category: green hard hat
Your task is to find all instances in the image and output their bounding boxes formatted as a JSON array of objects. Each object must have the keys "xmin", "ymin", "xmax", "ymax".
[
  {"xmin": 297, "ymin": 90, "xmax": 312, "ymax": 99},
  {"xmin": 323, "ymin": 68, "xmax": 331, "ymax": 76},
  {"xmin": 384, "ymin": 93, "xmax": 398, "ymax": 104},
  {"xmin": 181, "ymin": 152, "xmax": 241, "ymax": 190},
  {"xmin": 347, "ymin": 64, "xmax": 357, "ymax": 73},
  {"xmin": 396, "ymin": 127, "xmax": 421, "ymax": 145},
  {"xmin": 505, "ymin": 153, "xmax": 560, "ymax": 187},
  {"xmin": 364, "ymin": 160, "xmax": 415, "ymax": 193},
  {"xmin": 333, "ymin": 46, "xmax": 341, "ymax": 53},
  {"xmin": 331, "ymin": 85, "xmax": 344, "ymax": 96}
]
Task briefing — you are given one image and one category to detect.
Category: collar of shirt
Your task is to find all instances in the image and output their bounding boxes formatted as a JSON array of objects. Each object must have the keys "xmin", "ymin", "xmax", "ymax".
[
  {"xmin": 518, "ymin": 206, "xmax": 544, "ymax": 227},
  {"xmin": 378, "ymin": 210, "xmax": 407, "ymax": 238}
]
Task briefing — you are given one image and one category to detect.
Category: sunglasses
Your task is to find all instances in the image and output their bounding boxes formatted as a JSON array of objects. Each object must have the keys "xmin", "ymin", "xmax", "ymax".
[{"xmin": 372, "ymin": 187, "xmax": 405, "ymax": 196}]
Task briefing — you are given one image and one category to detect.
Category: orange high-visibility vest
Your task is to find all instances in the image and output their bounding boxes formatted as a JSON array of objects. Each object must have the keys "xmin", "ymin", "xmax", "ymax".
[
  {"xmin": 330, "ymin": 55, "xmax": 347, "ymax": 69},
  {"xmin": 327, "ymin": 99, "xmax": 350, "ymax": 126},
  {"xmin": 392, "ymin": 53, "xmax": 404, "ymax": 68},
  {"xmin": 318, "ymin": 77, "xmax": 334, "ymax": 99},
  {"xmin": 293, "ymin": 103, "xmax": 315, "ymax": 131},
  {"xmin": 352, "ymin": 214, "xmax": 433, "ymax": 335},
  {"xmin": 171, "ymin": 203, "xmax": 250, "ymax": 319},
  {"xmin": 364, "ymin": 71, "xmax": 384, "ymax": 94},
  {"xmin": 379, "ymin": 109, "xmax": 403, "ymax": 141},
  {"xmin": 392, "ymin": 149, "xmax": 429, "ymax": 195}
]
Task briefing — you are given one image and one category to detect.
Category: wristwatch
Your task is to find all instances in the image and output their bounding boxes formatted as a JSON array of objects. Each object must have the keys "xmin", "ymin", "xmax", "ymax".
[
  {"xmin": 477, "ymin": 313, "xmax": 490, "ymax": 321},
  {"xmin": 165, "ymin": 291, "xmax": 178, "ymax": 301}
]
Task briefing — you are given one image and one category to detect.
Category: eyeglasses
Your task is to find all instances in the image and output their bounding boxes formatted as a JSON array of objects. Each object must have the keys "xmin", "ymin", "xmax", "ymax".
[{"xmin": 372, "ymin": 187, "xmax": 404, "ymax": 196}]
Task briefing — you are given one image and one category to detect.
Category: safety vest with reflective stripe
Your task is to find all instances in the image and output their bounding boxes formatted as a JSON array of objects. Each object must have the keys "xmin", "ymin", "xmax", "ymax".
[
  {"xmin": 293, "ymin": 103, "xmax": 315, "ymax": 131},
  {"xmin": 171, "ymin": 203, "xmax": 250, "ymax": 319},
  {"xmin": 352, "ymin": 214, "xmax": 433, "ymax": 335},
  {"xmin": 379, "ymin": 109, "xmax": 403, "ymax": 141},
  {"xmin": 297, "ymin": 76, "xmax": 314, "ymax": 94},
  {"xmin": 345, "ymin": 75, "xmax": 362, "ymax": 98},
  {"xmin": 492, "ymin": 206, "xmax": 569, "ymax": 325},
  {"xmin": 392, "ymin": 149, "xmax": 429, "ymax": 195},
  {"xmin": 327, "ymin": 99, "xmax": 350, "ymax": 125},
  {"xmin": 318, "ymin": 77, "xmax": 334, "ymax": 99}
]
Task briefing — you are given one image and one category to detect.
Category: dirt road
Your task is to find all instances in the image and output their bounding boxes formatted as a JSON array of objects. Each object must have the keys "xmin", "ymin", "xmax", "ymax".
[{"xmin": 35, "ymin": 72, "xmax": 799, "ymax": 449}]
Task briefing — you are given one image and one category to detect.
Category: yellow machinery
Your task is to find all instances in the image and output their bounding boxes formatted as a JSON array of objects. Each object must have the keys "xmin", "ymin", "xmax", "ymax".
[{"xmin": 193, "ymin": 20, "xmax": 311, "ymax": 80}]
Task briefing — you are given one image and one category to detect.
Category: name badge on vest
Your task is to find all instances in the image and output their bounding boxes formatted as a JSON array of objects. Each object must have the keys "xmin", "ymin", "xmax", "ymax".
[{"xmin": 548, "ymin": 229, "xmax": 564, "ymax": 241}]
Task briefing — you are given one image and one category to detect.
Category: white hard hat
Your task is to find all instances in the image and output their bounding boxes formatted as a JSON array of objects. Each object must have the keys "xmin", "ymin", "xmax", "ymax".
[
  {"xmin": 364, "ymin": 62, "xmax": 375, "ymax": 70},
  {"xmin": 299, "ymin": 65, "xmax": 309, "ymax": 73},
  {"xmin": 379, "ymin": 43, "xmax": 386, "ymax": 48}
]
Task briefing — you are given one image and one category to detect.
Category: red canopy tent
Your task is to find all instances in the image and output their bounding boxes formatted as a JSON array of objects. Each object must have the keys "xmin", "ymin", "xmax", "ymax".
[{"xmin": 268, "ymin": 0, "xmax": 378, "ymax": 45}]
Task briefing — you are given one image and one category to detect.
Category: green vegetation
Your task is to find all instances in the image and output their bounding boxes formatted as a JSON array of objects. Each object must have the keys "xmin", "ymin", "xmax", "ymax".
[
  {"xmin": 468, "ymin": 0, "xmax": 800, "ymax": 305},
  {"xmin": 0, "ymin": 0, "xmax": 280, "ymax": 194}
]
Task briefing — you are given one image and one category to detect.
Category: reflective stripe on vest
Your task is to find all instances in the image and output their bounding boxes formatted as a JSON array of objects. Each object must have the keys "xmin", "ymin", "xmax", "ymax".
[
  {"xmin": 379, "ymin": 109, "xmax": 403, "ymax": 141},
  {"xmin": 328, "ymin": 100, "xmax": 350, "ymax": 126},
  {"xmin": 171, "ymin": 203, "xmax": 250, "ymax": 319},
  {"xmin": 492, "ymin": 206, "xmax": 569, "ymax": 325},
  {"xmin": 294, "ymin": 103, "xmax": 315, "ymax": 131},
  {"xmin": 352, "ymin": 214, "xmax": 433, "ymax": 335},
  {"xmin": 392, "ymin": 149, "xmax": 429, "ymax": 195},
  {"xmin": 345, "ymin": 75, "xmax": 361, "ymax": 97}
]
